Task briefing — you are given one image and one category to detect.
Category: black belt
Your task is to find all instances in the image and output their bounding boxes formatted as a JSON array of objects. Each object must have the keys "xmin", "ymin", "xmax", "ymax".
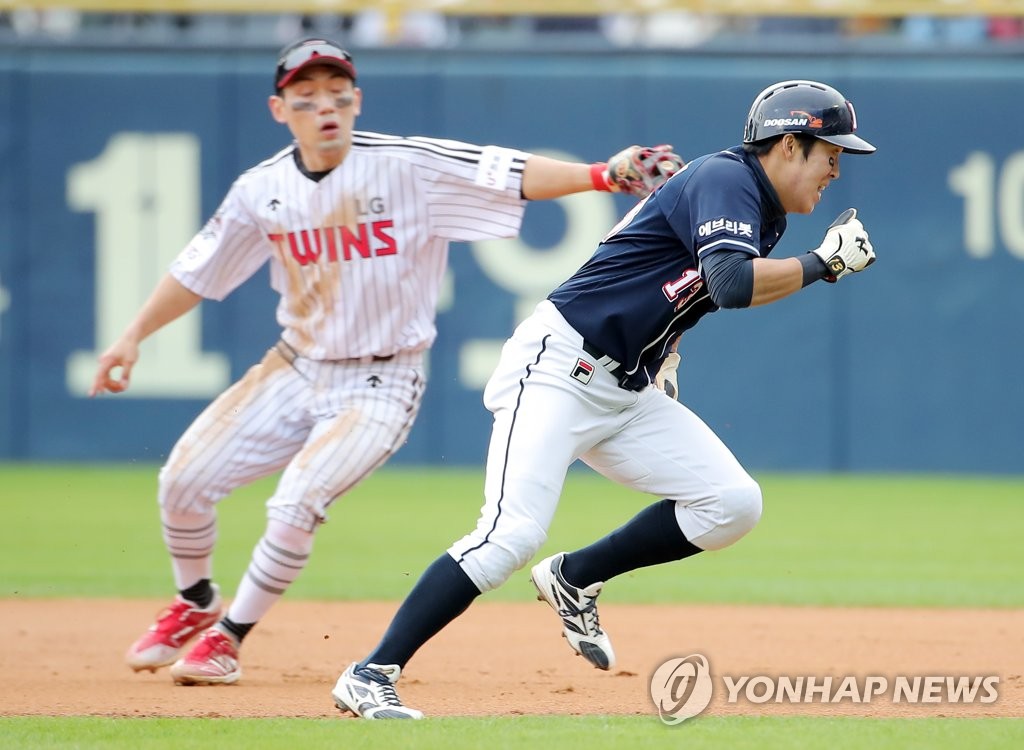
[
  {"xmin": 581, "ymin": 339, "xmax": 626, "ymax": 381},
  {"xmin": 581, "ymin": 340, "xmax": 650, "ymax": 393},
  {"xmin": 274, "ymin": 339, "xmax": 395, "ymax": 366}
]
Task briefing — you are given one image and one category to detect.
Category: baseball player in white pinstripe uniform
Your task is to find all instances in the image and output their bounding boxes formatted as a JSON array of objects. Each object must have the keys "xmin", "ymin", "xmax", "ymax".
[{"xmin": 89, "ymin": 37, "xmax": 682, "ymax": 686}]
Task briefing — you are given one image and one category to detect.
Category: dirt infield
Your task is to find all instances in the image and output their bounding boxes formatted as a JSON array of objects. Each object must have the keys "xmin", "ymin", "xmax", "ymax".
[{"xmin": 1, "ymin": 599, "xmax": 1020, "ymax": 719}]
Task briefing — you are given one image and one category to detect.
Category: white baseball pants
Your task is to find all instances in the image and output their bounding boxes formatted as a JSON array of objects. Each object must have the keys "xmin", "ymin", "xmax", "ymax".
[
  {"xmin": 158, "ymin": 344, "xmax": 426, "ymax": 532},
  {"xmin": 449, "ymin": 300, "xmax": 762, "ymax": 593}
]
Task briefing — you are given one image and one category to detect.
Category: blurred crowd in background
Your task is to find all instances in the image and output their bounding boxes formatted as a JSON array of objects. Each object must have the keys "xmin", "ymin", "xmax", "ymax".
[{"xmin": 2, "ymin": 9, "xmax": 1023, "ymax": 49}]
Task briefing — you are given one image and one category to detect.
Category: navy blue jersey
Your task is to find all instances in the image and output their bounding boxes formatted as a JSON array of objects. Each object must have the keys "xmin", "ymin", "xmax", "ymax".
[{"xmin": 549, "ymin": 146, "xmax": 787, "ymax": 384}]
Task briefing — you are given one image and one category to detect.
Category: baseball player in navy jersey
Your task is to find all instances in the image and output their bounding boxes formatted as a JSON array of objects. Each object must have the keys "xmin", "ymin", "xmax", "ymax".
[
  {"xmin": 88, "ymin": 37, "xmax": 682, "ymax": 686},
  {"xmin": 331, "ymin": 79, "xmax": 876, "ymax": 719}
]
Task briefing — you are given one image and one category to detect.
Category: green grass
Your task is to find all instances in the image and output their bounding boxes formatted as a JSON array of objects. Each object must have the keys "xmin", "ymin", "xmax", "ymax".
[
  {"xmin": 2, "ymin": 716, "xmax": 1023, "ymax": 750},
  {"xmin": 1, "ymin": 465, "xmax": 1021, "ymax": 747},
  {"xmin": 1, "ymin": 464, "xmax": 1021, "ymax": 607}
]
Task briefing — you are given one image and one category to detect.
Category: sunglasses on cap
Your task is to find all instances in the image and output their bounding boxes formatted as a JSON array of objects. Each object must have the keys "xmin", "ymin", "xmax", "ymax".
[{"xmin": 275, "ymin": 39, "xmax": 357, "ymax": 91}]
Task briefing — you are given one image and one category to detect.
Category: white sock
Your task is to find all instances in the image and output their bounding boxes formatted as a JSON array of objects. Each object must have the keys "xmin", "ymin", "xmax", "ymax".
[
  {"xmin": 161, "ymin": 509, "xmax": 217, "ymax": 590},
  {"xmin": 226, "ymin": 519, "xmax": 314, "ymax": 625}
]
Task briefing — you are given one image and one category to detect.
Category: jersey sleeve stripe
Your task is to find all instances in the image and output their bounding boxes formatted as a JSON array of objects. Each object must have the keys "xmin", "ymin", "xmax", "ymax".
[
  {"xmin": 353, "ymin": 131, "xmax": 529, "ymax": 170},
  {"xmin": 696, "ymin": 237, "xmax": 760, "ymax": 257}
]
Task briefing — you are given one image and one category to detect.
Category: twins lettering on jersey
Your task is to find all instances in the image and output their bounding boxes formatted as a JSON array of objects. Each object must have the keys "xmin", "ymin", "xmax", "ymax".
[
  {"xmin": 265, "ymin": 194, "xmax": 397, "ymax": 266},
  {"xmin": 268, "ymin": 221, "xmax": 396, "ymax": 266},
  {"xmin": 697, "ymin": 217, "xmax": 754, "ymax": 239}
]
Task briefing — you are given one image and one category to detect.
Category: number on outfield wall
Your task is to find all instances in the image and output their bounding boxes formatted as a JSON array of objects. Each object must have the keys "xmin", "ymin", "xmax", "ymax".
[
  {"xmin": 949, "ymin": 151, "xmax": 1024, "ymax": 259},
  {"xmin": 64, "ymin": 133, "xmax": 229, "ymax": 397}
]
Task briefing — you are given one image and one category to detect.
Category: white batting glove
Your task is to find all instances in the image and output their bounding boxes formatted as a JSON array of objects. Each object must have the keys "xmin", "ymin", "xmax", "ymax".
[
  {"xmin": 654, "ymin": 352, "xmax": 681, "ymax": 399},
  {"xmin": 812, "ymin": 208, "xmax": 875, "ymax": 282}
]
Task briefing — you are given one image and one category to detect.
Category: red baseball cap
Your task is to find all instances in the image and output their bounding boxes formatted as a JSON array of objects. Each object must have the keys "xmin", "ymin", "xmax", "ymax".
[{"xmin": 275, "ymin": 37, "xmax": 357, "ymax": 92}]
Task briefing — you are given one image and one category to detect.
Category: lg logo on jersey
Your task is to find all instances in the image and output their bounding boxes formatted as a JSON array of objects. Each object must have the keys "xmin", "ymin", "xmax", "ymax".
[{"xmin": 268, "ymin": 221, "xmax": 397, "ymax": 266}]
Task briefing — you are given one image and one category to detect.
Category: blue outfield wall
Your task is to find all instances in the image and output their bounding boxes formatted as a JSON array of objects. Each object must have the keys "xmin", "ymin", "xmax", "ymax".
[{"xmin": 0, "ymin": 48, "xmax": 1022, "ymax": 473}]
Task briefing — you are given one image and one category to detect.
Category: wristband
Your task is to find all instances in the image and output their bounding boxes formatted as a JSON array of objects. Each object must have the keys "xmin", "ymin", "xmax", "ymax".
[
  {"xmin": 799, "ymin": 253, "xmax": 830, "ymax": 287},
  {"xmin": 590, "ymin": 163, "xmax": 612, "ymax": 192}
]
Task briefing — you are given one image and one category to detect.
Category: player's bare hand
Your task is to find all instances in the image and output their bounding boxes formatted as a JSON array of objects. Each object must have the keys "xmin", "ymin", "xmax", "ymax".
[
  {"xmin": 89, "ymin": 342, "xmax": 139, "ymax": 397},
  {"xmin": 605, "ymin": 144, "xmax": 685, "ymax": 198}
]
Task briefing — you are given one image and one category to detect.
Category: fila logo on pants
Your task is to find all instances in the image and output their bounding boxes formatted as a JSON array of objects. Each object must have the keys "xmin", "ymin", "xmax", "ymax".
[{"xmin": 571, "ymin": 358, "xmax": 594, "ymax": 385}]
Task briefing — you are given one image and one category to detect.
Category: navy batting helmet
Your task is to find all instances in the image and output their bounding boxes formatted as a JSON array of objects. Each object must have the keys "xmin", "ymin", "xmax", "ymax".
[{"xmin": 743, "ymin": 80, "xmax": 875, "ymax": 155}]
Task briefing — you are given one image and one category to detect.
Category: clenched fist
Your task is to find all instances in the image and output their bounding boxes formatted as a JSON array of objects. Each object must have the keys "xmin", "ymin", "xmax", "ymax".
[{"xmin": 811, "ymin": 208, "xmax": 875, "ymax": 282}]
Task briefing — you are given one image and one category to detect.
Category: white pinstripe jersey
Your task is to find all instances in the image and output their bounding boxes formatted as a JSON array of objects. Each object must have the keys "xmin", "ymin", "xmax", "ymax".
[{"xmin": 171, "ymin": 131, "xmax": 529, "ymax": 360}]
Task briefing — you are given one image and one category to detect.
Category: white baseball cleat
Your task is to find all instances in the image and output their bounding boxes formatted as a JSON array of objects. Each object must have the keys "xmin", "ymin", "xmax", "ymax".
[
  {"xmin": 531, "ymin": 552, "xmax": 616, "ymax": 670},
  {"xmin": 332, "ymin": 662, "xmax": 424, "ymax": 720}
]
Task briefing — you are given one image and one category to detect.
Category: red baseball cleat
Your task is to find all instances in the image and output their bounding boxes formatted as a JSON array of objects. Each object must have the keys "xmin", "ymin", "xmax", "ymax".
[
  {"xmin": 125, "ymin": 585, "xmax": 222, "ymax": 672},
  {"xmin": 170, "ymin": 627, "xmax": 241, "ymax": 685}
]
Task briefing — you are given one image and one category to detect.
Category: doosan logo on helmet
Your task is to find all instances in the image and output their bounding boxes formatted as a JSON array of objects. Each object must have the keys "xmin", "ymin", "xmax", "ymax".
[
  {"xmin": 762, "ymin": 117, "xmax": 809, "ymax": 127},
  {"xmin": 762, "ymin": 111, "xmax": 824, "ymax": 129}
]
